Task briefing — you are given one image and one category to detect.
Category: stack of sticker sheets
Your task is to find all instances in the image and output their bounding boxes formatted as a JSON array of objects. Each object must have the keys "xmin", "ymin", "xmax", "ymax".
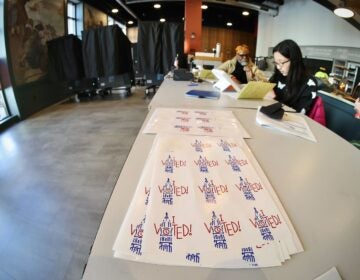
[
  {"xmin": 142, "ymin": 107, "xmax": 250, "ymax": 138},
  {"xmin": 113, "ymin": 134, "xmax": 303, "ymax": 268}
]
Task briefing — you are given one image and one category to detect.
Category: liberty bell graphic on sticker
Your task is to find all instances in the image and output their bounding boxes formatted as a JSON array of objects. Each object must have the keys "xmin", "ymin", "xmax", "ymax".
[
  {"xmin": 164, "ymin": 155, "xmax": 173, "ymax": 173},
  {"xmin": 228, "ymin": 155, "xmax": 240, "ymax": 172},
  {"xmin": 203, "ymin": 178, "xmax": 216, "ymax": 204},
  {"xmin": 194, "ymin": 139, "xmax": 203, "ymax": 152},
  {"xmin": 242, "ymin": 247, "xmax": 256, "ymax": 263},
  {"xmin": 162, "ymin": 178, "xmax": 173, "ymax": 205},
  {"xmin": 254, "ymin": 207, "xmax": 274, "ymax": 241},
  {"xmin": 210, "ymin": 211, "xmax": 227, "ymax": 249},
  {"xmin": 130, "ymin": 216, "xmax": 146, "ymax": 255},
  {"xmin": 198, "ymin": 155, "xmax": 208, "ymax": 173},
  {"xmin": 145, "ymin": 189, "xmax": 150, "ymax": 205},
  {"xmin": 240, "ymin": 176, "xmax": 255, "ymax": 200},
  {"xmin": 219, "ymin": 139, "xmax": 230, "ymax": 152},
  {"xmin": 159, "ymin": 212, "xmax": 173, "ymax": 252}
]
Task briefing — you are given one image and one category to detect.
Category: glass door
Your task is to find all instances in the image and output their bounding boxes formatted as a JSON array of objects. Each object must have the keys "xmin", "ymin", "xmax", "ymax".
[{"xmin": 0, "ymin": 78, "xmax": 9, "ymax": 121}]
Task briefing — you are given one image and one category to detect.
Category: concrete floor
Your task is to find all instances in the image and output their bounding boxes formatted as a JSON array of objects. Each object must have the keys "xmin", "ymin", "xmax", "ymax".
[{"xmin": 0, "ymin": 88, "xmax": 150, "ymax": 280}]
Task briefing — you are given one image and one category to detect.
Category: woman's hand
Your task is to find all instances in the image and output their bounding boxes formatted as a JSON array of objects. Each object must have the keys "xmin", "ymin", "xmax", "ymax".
[
  {"xmin": 230, "ymin": 75, "xmax": 241, "ymax": 84},
  {"xmin": 243, "ymin": 66, "xmax": 254, "ymax": 80},
  {"xmin": 264, "ymin": 90, "xmax": 276, "ymax": 100}
]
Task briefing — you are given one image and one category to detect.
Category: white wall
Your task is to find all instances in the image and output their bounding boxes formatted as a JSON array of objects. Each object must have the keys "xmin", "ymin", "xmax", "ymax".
[{"xmin": 256, "ymin": 0, "xmax": 360, "ymax": 57}]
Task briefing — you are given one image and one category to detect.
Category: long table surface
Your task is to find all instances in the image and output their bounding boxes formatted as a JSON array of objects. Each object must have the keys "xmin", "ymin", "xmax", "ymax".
[
  {"xmin": 148, "ymin": 77, "xmax": 276, "ymax": 110},
  {"xmin": 83, "ymin": 79, "xmax": 360, "ymax": 280}
]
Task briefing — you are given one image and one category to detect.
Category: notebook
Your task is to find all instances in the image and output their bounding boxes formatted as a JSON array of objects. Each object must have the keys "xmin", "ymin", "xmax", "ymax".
[{"xmin": 212, "ymin": 68, "xmax": 275, "ymax": 99}]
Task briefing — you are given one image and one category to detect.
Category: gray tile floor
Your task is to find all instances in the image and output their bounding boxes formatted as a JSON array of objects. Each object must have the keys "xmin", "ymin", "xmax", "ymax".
[{"xmin": 0, "ymin": 88, "xmax": 150, "ymax": 280}]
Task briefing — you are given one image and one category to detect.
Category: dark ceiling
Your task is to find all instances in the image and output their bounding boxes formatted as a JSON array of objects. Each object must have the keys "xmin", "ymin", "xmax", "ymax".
[
  {"xmin": 82, "ymin": 0, "xmax": 284, "ymax": 32},
  {"xmin": 82, "ymin": 0, "xmax": 359, "ymax": 31}
]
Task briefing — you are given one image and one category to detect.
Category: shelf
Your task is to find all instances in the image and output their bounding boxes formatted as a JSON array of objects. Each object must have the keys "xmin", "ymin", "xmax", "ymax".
[{"xmin": 334, "ymin": 65, "xmax": 347, "ymax": 70}]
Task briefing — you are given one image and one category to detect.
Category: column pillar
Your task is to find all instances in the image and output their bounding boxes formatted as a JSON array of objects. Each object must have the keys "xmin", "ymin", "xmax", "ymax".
[{"xmin": 184, "ymin": 0, "xmax": 202, "ymax": 54}]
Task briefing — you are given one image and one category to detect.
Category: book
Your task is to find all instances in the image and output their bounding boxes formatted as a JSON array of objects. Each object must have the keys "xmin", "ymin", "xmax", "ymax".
[
  {"xmin": 212, "ymin": 68, "xmax": 275, "ymax": 99},
  {"xmin": 185, "ymin": 89, "xmax": 220, "ymax": 100}
]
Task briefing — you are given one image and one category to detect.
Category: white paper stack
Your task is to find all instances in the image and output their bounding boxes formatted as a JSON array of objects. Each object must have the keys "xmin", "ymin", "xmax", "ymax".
[
  {"xmin": 256, "ymin": 107, "xmax": 317, "ymax": 142},
  {"xmin": 143, "ymin": 108, "xmax": 250, "ymax": 138},
  {"xmin": 113, "ymin": 134, "xmax": 303, "ymax": 268}
]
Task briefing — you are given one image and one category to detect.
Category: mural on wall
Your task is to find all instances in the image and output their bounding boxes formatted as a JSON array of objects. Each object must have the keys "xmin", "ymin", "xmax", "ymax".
[
  {"xmin": 7, "ymin": 0, "xmax": 64, "ymax": 85},
  {"xmin": 84, "ymin": 4, "xmax": 107, "ymax": 31}
]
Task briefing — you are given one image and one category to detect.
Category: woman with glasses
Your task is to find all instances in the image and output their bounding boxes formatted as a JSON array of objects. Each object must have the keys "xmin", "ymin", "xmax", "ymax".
[
  {"xmin": 266, "ymin": 39, "xmax": 317, "ymax": 114},
  {"xmin": 217, "ymin": 44, "xmax": 267, "ymax": 84}
]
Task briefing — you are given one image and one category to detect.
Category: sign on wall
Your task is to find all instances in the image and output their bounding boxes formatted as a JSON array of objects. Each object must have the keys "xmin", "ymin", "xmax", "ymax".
[{"xmin": 6, "ymin": 0, "xmax": 65, "ymax": 85}]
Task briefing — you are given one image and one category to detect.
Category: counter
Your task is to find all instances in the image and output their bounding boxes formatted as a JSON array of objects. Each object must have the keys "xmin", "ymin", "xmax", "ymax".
[
  {"xmin": 318, "ymin": 90, "xmax": 359, "ymax": 141},
  {"xmin": 193, "ymin": 55, "xmax": 223, "ymax": 69}
]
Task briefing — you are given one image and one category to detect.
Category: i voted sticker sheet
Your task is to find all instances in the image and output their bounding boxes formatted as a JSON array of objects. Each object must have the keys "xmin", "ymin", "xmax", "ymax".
[
  {"xmin": 143, "ymin": 107, "xmax": 250, "ymax": 138},
  {"xmin": 113, "ymin": 134, "xmax": 303, "ymax": 268}
]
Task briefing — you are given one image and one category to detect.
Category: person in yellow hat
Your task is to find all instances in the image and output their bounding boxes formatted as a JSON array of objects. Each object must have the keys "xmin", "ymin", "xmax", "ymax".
[
  {"xmin": 217, "ymin": 44, "xmax": 267, "ymax": 83},
  {"xmin": 315, "ymin": 67, "xmax": 329, "ymax": 80}
]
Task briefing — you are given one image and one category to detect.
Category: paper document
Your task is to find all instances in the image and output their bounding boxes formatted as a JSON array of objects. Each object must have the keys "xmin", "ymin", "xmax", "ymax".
[
  {"xmin": 256, "ymin": 108, "xmax": 317, "ymax": 142},
  {"xmin": 313, "ymin": 267, "xmax": 342, "ymax": 280},
  {"xmin": 211, "ymin": 69, "xmax": 275, "ymax": 99}
]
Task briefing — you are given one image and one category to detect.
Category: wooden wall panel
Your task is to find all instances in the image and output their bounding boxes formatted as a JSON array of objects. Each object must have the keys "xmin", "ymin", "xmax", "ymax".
[{"xmin": 201, "ymin": 27, "xmax": 257, "ymax": 61}]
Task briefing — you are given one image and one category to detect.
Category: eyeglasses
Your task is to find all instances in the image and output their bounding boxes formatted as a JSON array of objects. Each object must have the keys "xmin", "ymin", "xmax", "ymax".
[
  {"xmin": 236, "ymin": 54, "xmax": 248, "ymax": 58},
  {"xmin": 273, "ymin": 60, "xmax": 290, "ymax": 68}
]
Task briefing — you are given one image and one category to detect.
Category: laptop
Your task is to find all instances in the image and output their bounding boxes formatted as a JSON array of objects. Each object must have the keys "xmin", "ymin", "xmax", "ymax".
[{"xmin": 211, "ymin": 68, "xmax": 275, "ymax": 99}]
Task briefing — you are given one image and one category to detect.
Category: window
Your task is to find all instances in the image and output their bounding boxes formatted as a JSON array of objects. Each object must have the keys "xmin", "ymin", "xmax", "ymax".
[
  {"xmin": 67, "ymin": 1, "xmax": 77, "ymax": 35},
  {"xmin": 67, "ymin": 0, "xmax": 83, "ymax": 38},
  {"xmin": 0, "ymin": 80, "xmax": 9, "ymax": 122},
  {"xmin": 0, "ymin": 0, "xmax": 10, "ymax": 122}
]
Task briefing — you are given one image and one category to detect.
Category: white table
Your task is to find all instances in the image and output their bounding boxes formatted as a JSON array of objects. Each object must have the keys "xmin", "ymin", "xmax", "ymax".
[
  {"xmin": 83, "ymin": 105, "xmax": 360, "ymax": 280},
  {"xmin": 148, "ymin": 78, "xmax": 276, "ymax": 110}
]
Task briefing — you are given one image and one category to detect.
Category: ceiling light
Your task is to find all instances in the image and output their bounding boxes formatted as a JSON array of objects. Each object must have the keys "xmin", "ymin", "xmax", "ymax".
[
  {"xmin": 128, "ymin": 20, "xmax": 134, "ymax": 25},
  {"xmin": 111, "ymin": 8, "xmax": 118, "ymax": 14},
  {"xmin": 242, "ymin": 11, "xmax": 250, "ymax": 16},
  {"xmin": 201, "ymin": 5, "xmax": 208, "ymax": 10},
  {"xmin": 226, "ymin": 22, "xmax": 232, "ymax": 26},
  {"xmin": 334, "ymin": 1, "xmax": 354, "ymax": 18},
  {"xmin": 154, "ymin": 3, "xmax": 161, "ymax": 9},
  {"xmin": 160, "ymin": 18, "xmax": 166, "ymax": 22},
  {"xmin": 334, "ymin": 7, "xmax": 354, "ymax": 18}
]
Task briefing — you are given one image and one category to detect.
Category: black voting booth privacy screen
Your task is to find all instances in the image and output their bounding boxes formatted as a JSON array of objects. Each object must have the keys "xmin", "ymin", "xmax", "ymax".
[
  {"xmin": 82, "ymin": 25, "xmax": 134, "ymax": 84},
  {"xmin": 137, "ymin": 21, "xmax": 184, "ymax": 84},
  {"xmin": 47, "ymin": 35, "xmax": 84, "ymax": 82}
]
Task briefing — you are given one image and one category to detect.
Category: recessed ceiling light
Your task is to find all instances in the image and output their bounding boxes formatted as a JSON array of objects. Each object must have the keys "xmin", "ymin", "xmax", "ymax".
[
  {"xmin": 226, "ymin": 22, "xmax": 232, "ymax": 26},
  {"xmin": 154, "ymin": 3, "xmax": 161, "ymax": 9},
  {"xmin": 201, "ymin": 5, "xmax": 208, "ymax": 10},
  {"xmin": 242, "ymin": 11, "xmax": 249, "ymax": 16},
  {"xmin": 128, "ymin": 20, "xmax": 134, "ymax": 25},
  {"xmin": 334, "ymin": 0, "xmax": 354, "ymax": 18},
  {"xmin": 334, "ymin": 7, "xmax": 354, "ymax": 18},
  {"xmin": 111, "ymin": 8, "xmax": 118, "ymax": 13},
  {"xmin": 160, "ymin": 18, "xmax": 166, "ymax": 22}
]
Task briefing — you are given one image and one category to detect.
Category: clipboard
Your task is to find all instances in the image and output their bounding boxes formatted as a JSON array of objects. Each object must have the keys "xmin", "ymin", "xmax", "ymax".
[
  {"xmin": 185, "ymin": 89, "xmax": 220, "ymax": 100},
  {"xmin": 212, "ymin": 68, "xmax": 275, "ymax": 99}
]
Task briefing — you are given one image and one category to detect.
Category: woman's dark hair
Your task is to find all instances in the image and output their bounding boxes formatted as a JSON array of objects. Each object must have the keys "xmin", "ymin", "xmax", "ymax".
[{"xmin": 270, "ymin": 39, "xmax": 308, "ymax": 104}]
